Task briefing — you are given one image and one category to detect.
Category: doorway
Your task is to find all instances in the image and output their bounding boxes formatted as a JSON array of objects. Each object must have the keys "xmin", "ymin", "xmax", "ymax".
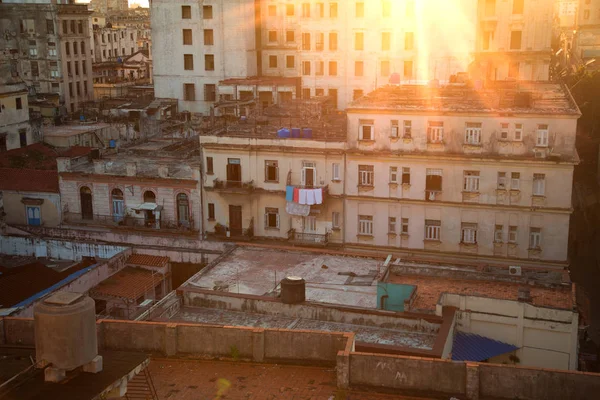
[
  {"xmin": 227, "ymin": 158, "xmax": 241, "ymax": 187},
  {"xmin": 302, "ymin": 162, "xmax": 316, "ymax": 188},
  {"xmin": 80, "ymin": 186, "xmax": 93, "ymax": 220},
  {"xmin": 112, "ymin": 188, "xmax": 124, "ymax": 222},
  {"xmin": 229, "ymin": 205, "xmax": 242, "ymax": 236}
]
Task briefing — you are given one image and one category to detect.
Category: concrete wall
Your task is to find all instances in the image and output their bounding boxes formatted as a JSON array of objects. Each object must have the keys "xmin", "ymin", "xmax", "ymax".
[
  {"xmin": 1, "ymin": 191, "xmax": 61, "ymax": 227},
  {"xmin": 0, "ymin": 235, "xmax": 127, "ymax": 260},
  {"xmin": 440, "ymin": 293, "xmax": 579, "ymax": 371}
]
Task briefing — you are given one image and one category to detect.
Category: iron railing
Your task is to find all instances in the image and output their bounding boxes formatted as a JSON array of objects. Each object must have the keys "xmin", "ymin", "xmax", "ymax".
[
  {"xmin": 212, "ymin": 179, "xmax": 255, "ymax": 191},
  {"xmin": 63, "ymin": 212, "xmax": 197, "ymax": 232},
  {"xmin": 288, "ymin": 229, "xmax": 329, "ymax": 245}
]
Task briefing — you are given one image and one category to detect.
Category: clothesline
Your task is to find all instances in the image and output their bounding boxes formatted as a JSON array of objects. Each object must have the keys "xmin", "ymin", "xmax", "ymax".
[{"xmin": 285, "ymin": 186, "xmax": 323, "ymax": 206}]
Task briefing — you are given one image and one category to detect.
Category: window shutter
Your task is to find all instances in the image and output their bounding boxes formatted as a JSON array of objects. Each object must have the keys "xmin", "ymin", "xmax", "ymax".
[
  {"xmin": 264, "ymin": 213, "xmax": 268, "ymax": 228},
  {"xmin": 276, "ymin": 213, "xmax": 280, "ymax": 228},
  {"xmin": 301, "ymin": 168, "xmax": 306, "ymax": 185}
]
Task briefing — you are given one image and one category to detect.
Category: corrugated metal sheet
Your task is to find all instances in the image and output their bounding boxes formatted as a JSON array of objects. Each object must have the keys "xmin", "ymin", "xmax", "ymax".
[{"xmin": 452, "ymin": 332, "xmax": 519, "ymax": 362}]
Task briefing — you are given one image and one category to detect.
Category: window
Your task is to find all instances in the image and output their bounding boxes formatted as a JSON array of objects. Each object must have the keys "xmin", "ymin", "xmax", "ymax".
[
  {"xmin": 512, "ymin": 0, "xmax": 524, "ymax": 14},
  {"xmin": 16, "ymin": 97, "xmax": 22, "ymax": 110},
  {"xmin": 353, "ymin": 89, "xmax": 363, "ymax": 100},
  {"xmin": 497, "ymin": 172, "xmax": 507, "ymax": 189},
  {"xmin": 71, "ymin": 21, "xmax": 76, "ymax": 34},
  {"xmin": 265, "ymin": 208, "xmax": 280, "ymax": 229},
  {"xmin": 329, "ymin": 32, "xmax": 338, "ymax": 50},
  {"xmin": 315, "ymin": 61, "xmax": 324, "ymax": 76},
  {"xmin": 536, "ymin": 124, "xmax": 549, "ymax": 147},
  {"xmin": 533, "ymin": 174, "xmax": 546, "ymax": 196},
  {"xmin": 332, "ymin": 212, "xmax": 341, "ymax": 228},
  {"xmin": 269, "ymin": 55, "xmax": 278, "ymax": 68},
  {"xmin": 359, "ymin": 119, "xmax": 374, "ymax": 140},
  {"xmin": 268, "ymin": 5, "xmax": 277, "ymax": 16},
  {"xmin": 463, "ymin": 171, "xmax": 480, "ymax": 193},
  {"xmin": 19, "ymin": 129, "xmax": 27, "ymax": 147},
  {"xmin": 381, "ymin": 60, "xmax": 390, "ymax": 77},
  {"xmin": 402, "ymin": 167, "xmax": 411, "ymax": 184},
  {"xmin": 47, "ymin": 20, "xmax": 54, "ymax": 34},
  {"xmin": 31, "ymin": 61, "xmax": 39, "ymax": 77},
  {"xmin": 332, "ymin": 163, "xmax": 340, "ymax": 180},
  {"xmin": 184, "ymin": 54, "xmax": 194, "ymax": 70},
  {"xmin": 208, "ymin": 203, "xmax": 215, "ymax": 220},
  {"xmin": 359, "ymin": 215, "xmax": 373, "ymax": 235},
  {"xmin": 206, "ymin": 157, "xmax": 214, "ymax": 174},
  {"xmin": 514, "ymin": 124, "xmax": 523, "ymax": 141},
  {"xmin": 390, "ymin": 120, "xmax": 399, "ymax": 137},
  {"xmin": 286, "ymin": 30, "xmax": 295, "ymax": 42},
  {"xmin": 302, "ymin": 33, "xmax": 311, "ymax": 50},
  {"xmin": 509, "ymin": 226, "xmax": 518, "ymax": 243},
  {"xmin": 426, "ymin": 169, "xmax": 443, "ymax": 192},
  {"xmin": 302, "ymin": 3, "xmax": 311, "ymax": 17},
  {"xmin": 355, "ymin": 32, "xmax": 364, "ymax": 50},
  {"xmin": 389, "ymin": 166, "xmax": 398, "ymax": 183},
  {"xmin": 425, "ymin": 220, "xmax": 441, "ymax": 240},
  {"xmin": 529, "ymin": 228, "xmax": 542, "ymax": 249},
  {"xmin": 402, "ymin": 120, "xmax": 412, "ymax": 138},
  {"xmin": 404, "ymin": 60, "xmax": 413, "ymax": 78},
  {"xmin": 65, "ymin": 42, "xmax": 70, "ymax": 56},
  {"xmin": 329, "ymin": 61, "xmax": 337, "ymax": 76},
  {"xmin": 286, "ymin": 4, "xmax": 295, "ymax": 16},
  {"xmin": 315, "ymin": 88, "xmax": 324, "ymax": 96},
  {"xmin": 265, "ymin": 160, "xmax": 279, "ymax": 182},
  {"xmin": 494, "ymin": 225, "xmax": 504, "ymax": 243},
  {"xmin": 405, "ymin": 32, "xmax": 414, "ymax": 50},
  {"xmin": 69, "ymin": 82, "xmax": 73, "ymax": 97},
  {"xmin": 203, "ymin": 5, "xmax": 213, "ymax": 19},
  {"xmin": 465, "ymin": 122, "xmax": 482, "ymax": 144},
  {"xmin": 510, "ymin": 31, "xmax": 522, "ymax": 50},
  {"xmin": 461, "ymin": 223, "xmax": 478, "ymax": 244},
  {"xmin": 302, "ymin": 88, "xmax": 311, "ymax": 99},
  {"xmin": 358, "ymin": 165, "xmax": 374, "ymax": 186},
  {"xmin": 401, "ymin": 218, "xmax": 409, "ymax": 234},
  {"xmin": 74, "ymin": 61, "xmax": 79, "ymax": 76},
  {"xmin": 317, "ymin": 2, "xmax": 324, "ymax": 17},
  {"xmin": 388, "ymin": 217, "xmax": 396, "ymax": 234},
  {"xmin": 183, "ymin": 83, "xmax": 195, "ymax": 101},
  {"xmin": 500, "ymin": 123, "xmax": 509, "ymax": 140},
  {"xmin": 201, "ymin": 54, "xmax": 214, "ymax": 71},
  {"xmin": 204, "ymin": 29, "xmax": 214, "ymax": 45},
  {"xmin": 302, "ymin": 61, "xmax": 310, "ymax": 75},
  {"xmin": 268, "ymin": 30, "xmax": 277, "ymax": 42},
  {"xmin": 355, "ymin": 61, "xmax": 364, "ymax": 76},
  {"xmin": 182, "ymin": 29, "xmax": 193, "ymax": 45},
  {"xmin": 182, "ymin": 5, "xmax": 191, "ymax": 19},
  {"xmin": 177, "ymin": 193, "xmax": 190, "ymax": 224},
  {"xmin": 427, "ymin": 121, "xmax": 444, "ymax": 143},
  {"xmin": 76, "ymin": 82, "xmax": 81, "ymax": 96},
  {"xmin": 81, "ymin": 41, "xmax": 85, "ymax": 54},
  {"xmin": 356, "ymin": 2, "xmax": 364, "ymax": 17},
  {"xmin": 316, "ymin": 32, "xmax": 324, "ymax": 51},
  {"xmin": 62, "ymin": 20, "xmax": 68, "ymax": 34},
  {"xmin": 286, "ymin": 55, "xmax": 295, "ymax": 68},
  {"xmin": 330, "ymin": 2, "xmax": 338, "ymax": 17},
  {"xmin": 204, "ymin": 84, "xmax": 216, "ymax": 101},
  {"xmin": 77, "ymin": 20, "xmax": 83, "ymax": 34},
  {"xmin": 511, "ymin": 172, "xmax": 520, "ymax": 190},
  {"xmin": 26, "ymin": 206, "xmax": 41, "ymax": 226},
  {"xmin": 305, "ymin": 216, "xmax": 317, "ymax": 232}
]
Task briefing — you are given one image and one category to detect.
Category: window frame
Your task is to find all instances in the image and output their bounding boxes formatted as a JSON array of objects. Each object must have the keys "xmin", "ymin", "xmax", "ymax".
[
  {"xmin": 389, "ymin": 166, "xmax": 398, "ymax": 183},
  {"xmin": 532, "ymin": 173, "xmax": 546, "ymax": 196},
  {"xmin": 529, "ymin": 227, "xmax": 542, "ymax": 249},
  {"xmin": 425, "ymin": 219, "xmax": 441, "ymax": 241},
  {"xmin": 358, "ymin": 165, "xmax": 374, "ymax": 186},
  {"xmin": 358, "ymin": 215, "xmax": 374, "ymax": 235},
  {"xmin": 264, "ymin": 207, "xmax": 280, "ymax": 229},
  {"xmin": 427, "ymin": 121, "xmax": 444, "ymax": 143},
  {"xmin": 388, "ymin": 217, "xmax": 397, "ymax": 234},
  {"xmin": 536, "ymin": 124, "xmax": 549, "ymax": 147},
  {"xmin": 461, "ymin": 223, "xmax": 478, "ymax": 244},
  {"xmin": 463, "ymin": 171, "xmax": 480, "ymax": 193},
  {"xmin": 332, "ymin": 163, "xmax": 340, "ymax": 181},
  {"xmin": 265, "ymin": 160, "xmax": 279, "ymax": 183},
  {"xmin": 465, "ymin": 122, "xmax": 482, "ymax": 145}
]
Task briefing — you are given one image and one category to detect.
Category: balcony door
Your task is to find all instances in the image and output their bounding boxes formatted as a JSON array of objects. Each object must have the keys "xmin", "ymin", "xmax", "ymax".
[
  {"xmin": 302, "ymin": 162, "xmax": 316, "ymax": 188},
  {"xmin": 80, "ymin": 186, "xmax": 93, "ymax": 220},
  {"xmin": 227, "ymin": 158, "xmax": 241, "ymax": 187},
  {"xmin": 229, "ymin": 205, "xmax": 243, "ymax": 236}
]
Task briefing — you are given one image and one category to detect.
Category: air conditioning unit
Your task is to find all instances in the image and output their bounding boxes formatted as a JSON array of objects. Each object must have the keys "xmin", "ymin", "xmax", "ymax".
[
  {"xmin": 534, "ymin": 149, "xmax": 546, "ymax": 159},
  {"xmin": 509, "ymin": 266, "xmax": 522, "ymax": 276}
]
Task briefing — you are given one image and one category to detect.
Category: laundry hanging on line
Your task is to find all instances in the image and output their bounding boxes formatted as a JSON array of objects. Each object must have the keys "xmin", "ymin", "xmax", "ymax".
[
  {"xmin": 286, "ymin": 202, "xmax": 311, "ymax": 217},
  {"xmin": 297, "ymin": 188, "xmax": 323, "ymax": 205}
]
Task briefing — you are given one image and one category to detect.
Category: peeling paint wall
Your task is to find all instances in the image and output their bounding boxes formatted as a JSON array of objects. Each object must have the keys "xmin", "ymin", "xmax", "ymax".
[{"xmin": 0, "ymin": 235, "xmax": 127, "ymax": 260}]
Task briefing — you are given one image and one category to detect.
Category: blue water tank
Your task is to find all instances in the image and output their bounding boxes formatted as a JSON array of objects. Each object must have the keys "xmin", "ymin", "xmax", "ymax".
[
  {"xmin": 109, "ymin": 139, "xmax": 116, "ymax": 148},
  {"xmin": 302, "ymin": 128, "xmax": 312, "ymax": 138},
  {"xmin": 291, "ymin": 128, "xmax": 301, "ymax": 138},
  {"xmin": 277, "ymin": 128, "xmax": 290, "ymax": 138}
]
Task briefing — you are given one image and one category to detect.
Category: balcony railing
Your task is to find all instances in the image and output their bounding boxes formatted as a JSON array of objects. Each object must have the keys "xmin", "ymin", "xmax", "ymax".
[
  {"xmin": 209, "ymin": 218, "xmax": 254, "ymax": 241},
  {"xmin": 63, "ymin": 212, "xmax": 197, "ymax": 232},
  {"xmin": 208, "ymin": 179, "xmax": 255, "ymax": 193},
  {"xmin": 287, "ymin": 229, "xmax": 329, "ymax": 247}
]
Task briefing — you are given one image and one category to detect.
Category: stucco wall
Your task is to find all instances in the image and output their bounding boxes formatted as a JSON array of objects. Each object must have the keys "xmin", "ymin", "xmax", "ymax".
[{"xmin": 1, "ymin": 191, "xmax": 61, "ymax": 227}]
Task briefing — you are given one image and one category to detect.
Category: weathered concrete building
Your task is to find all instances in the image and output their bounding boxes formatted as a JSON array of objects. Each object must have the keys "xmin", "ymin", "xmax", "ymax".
[
  {"xmin": 343, "ymin": 81, "xmax": 579, "ymax": 265},
  {"xmin": 152, "ymin": 0, "xmax": 554, "ymax": 114},
  {"xmin": 0, "ymin": 0, "xmax": 95, "ymax": 113},
  {"xmin": 0, "ymin": 63, "xmax": 33, "ymax": 151}
]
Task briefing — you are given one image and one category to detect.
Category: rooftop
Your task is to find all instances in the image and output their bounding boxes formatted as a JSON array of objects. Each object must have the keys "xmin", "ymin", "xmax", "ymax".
[
  {"xmin": 0, "ymin": 143, "xmax": 91, "ymax": 170},
  {"xmin": 43, "ymin": 122, "xmax": 113, "ymax": 138},
  {"xmin": 185, "ymin": 247, "xmax": 383, "ymax": 308},
  {"xmin": 0, "ymin": 168, "xmax": 59, "ymax": 193},
  {"xmin": 90, "ymin": 267, "xmax": 165, "ymax": 300},
  {"xmin": 219, "ymin": 76, "xmax": 300, "ymax": 87},
  {"xmin": 127, "ymin": 254, "xmax": 169, "ymax": 268},
  {"xmin": 348, "ymin": 81, "xmax": 580, "ymax": 115}
]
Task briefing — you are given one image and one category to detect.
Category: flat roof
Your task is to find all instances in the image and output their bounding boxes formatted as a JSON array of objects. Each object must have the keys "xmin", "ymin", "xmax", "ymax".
[
  {"xmin": 185, "ymin": 247, "xmax": 383, "ymax": 308},
  {"xmin": 219, "ymin": 76, "xmax": 300, "ymax": 86},
  {"xmin": 348, "ymin": 82, "xmax": 580, "ymax": 115},
  {"xmin": 43, "ymin": 123, "xmax": 112, "ymax": 137},
  {"xmin": 170, "ymin": 306, "xmax": 436, "ymax": 349}
]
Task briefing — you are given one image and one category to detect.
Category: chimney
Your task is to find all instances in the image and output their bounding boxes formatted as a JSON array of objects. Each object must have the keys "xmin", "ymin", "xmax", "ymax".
[
  {"xmin": 126, "ymin": 162, "xmax": 137, "ymax": 177},
  {"xmin": 34, "ymin": 292, "xmax": 103, "ymax": 383},
  {"xmin": 157, "ymin": 163, "xmax": 168, "ymax": 178},
  {"xmin": 93, "ymin": 160, "xmax": 105, "ymax": 174},
  {"xmin": 56, "ymin": 157, "xmax": 71, "ymax": 172}
]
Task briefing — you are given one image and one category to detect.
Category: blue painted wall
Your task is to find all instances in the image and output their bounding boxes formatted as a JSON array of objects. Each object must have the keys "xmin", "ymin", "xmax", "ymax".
[{"xmin": 376, "ymin": 282, "xmax": 415, "ymax": 312}]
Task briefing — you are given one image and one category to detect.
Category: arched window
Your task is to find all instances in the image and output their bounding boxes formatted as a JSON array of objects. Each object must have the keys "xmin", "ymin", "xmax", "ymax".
[
  {"xmin": 177, "ymin": 193, "xmax": 189, "ymax": 224},
  {"xmin": 143, "ymin": 190, "xmax": 156, "ymax": 203},
  {"xmin": 111, "ymin": 188, "xmax": 124, "ymax": 221},
  {"xmin": 80, "ymin": 186, "xmax": 93, "ymax": 220}
]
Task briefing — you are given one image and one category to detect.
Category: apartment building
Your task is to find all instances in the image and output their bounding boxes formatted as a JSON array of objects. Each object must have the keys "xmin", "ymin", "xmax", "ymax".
[
  {"xmin": 572, "ymin": 0, "xmax": 600, "ymax": 64},
  {"xmin": 152, "ymin": 0, "xmax": 258, "ymax": 114},
  {"xmin": 152, "ymin": 0, "xmax": 554, "ymax": 114},
  {"xmin": 0, "ymin": 0, "xmax": 94, "ymax": 114},
  {"xmin": 473, "ymin": 0, "xmax": 554, "ymax": 81},
  {"xmin": 93, "ymin": 25, "xmax": 139, "ymax": 63},
  {"xmin": 201, "ymin": 97, "xmax": 346, "ymax": 245},
  {"xmin": 0, "ymin": 63, "xmax": 33, "ymax": 151},
  {"xmin": 344, "ymin": 81, "xmax": 579, "ymax": 264},
  {"xmin": 89, "ymin": 0, "xmax": 129, "ymax": 14}
]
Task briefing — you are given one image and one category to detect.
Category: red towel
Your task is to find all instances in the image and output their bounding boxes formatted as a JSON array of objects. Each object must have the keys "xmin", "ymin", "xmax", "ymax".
[{"xmin": 293, "ymin": 187, "xmax": 300, "ymax": 203}]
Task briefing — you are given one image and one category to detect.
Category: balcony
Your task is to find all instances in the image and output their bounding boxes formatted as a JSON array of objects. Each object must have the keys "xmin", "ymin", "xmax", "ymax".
[
  {"xmin": 287, "ymin": 229, "xmax": 329, "ymax": 247},
  {"xmin": 208, "ymin": 219, "xmax": 254, "ymax": 241},
  {"xmin": 206, "ymin": 179, "xmax": 255, "ymax": 194},
  {"xmin": 63, "ymin": 212, "xmax": 198, "ymax": 233}
]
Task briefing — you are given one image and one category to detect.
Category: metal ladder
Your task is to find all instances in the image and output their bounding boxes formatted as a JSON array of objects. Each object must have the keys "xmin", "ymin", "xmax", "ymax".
[{"xmin": 125, "ymin": 366, "xmax": 159, "ymax": 400}]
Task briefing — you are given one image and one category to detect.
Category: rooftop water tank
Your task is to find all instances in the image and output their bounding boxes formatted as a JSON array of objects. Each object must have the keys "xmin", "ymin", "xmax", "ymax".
[
  {"xmin": 277, "ymin": 128, "xmax": 290, "ymax": 138},
  {"xmin": 34, "ymin": 292, "xmax": 98, "ymax": 371},
  {"xmin": 302, "ymin": 128, "xmax": 312, "ymax": 138},
  {"xmin": 280, "ymin": 276, "xmax": 306, "ymax": 304},
  {"xmin": 291, "ymin": 128, "xmax": 301, "ymax": 138}
]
